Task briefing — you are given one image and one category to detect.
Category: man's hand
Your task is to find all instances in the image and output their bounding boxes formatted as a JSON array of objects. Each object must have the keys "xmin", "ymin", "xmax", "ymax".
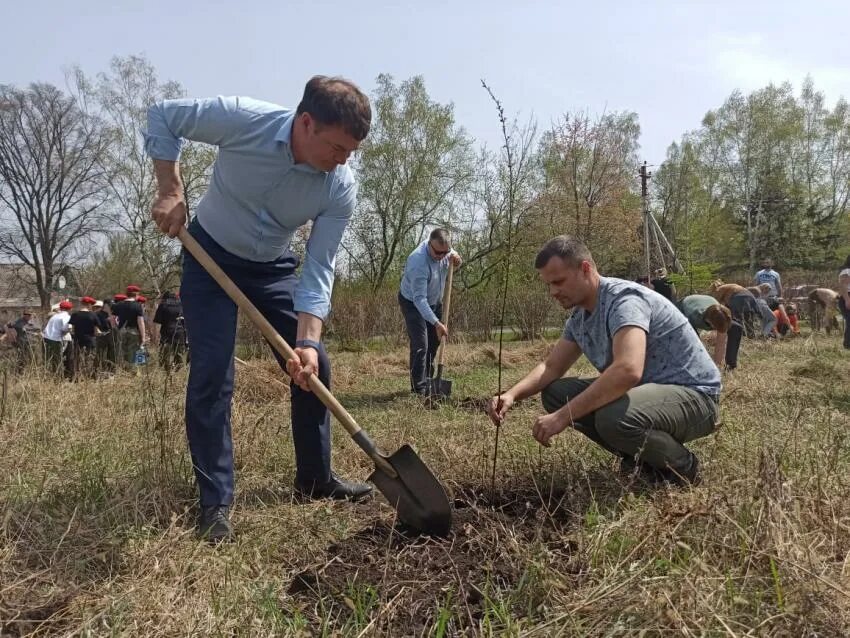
[
  {"xmin": 151, "ymin": 192, "xmax": 187, "ymax": 238},
  {"xmin": 435, "ymin": 321, "xmax": 448, "ymax": 340},
  {"xmin": 532, "ymin": 410, "xmax": 570, "ymax": 447},
  {"xmin": 487, "ymin": 393, "xmax": 514, "ymax": 426},
  {"xmin": 450, "ymin": 253, "xmax": 462, "ymax": 267},
  {"xmin": 287, "ymin": 346, "xmax": 319, "ymax": 392}
]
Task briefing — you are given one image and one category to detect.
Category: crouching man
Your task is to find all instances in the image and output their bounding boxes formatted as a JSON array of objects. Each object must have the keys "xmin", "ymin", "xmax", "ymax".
[{"xmin": 488, "ymin": 236, "xmax": 722, "ymax": 485}]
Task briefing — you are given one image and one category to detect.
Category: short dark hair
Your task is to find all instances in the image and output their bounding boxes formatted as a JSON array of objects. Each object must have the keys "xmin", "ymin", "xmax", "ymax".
[
  {"xmin": 534, "ymin": 235, "xmax": 594, "ymax": 269},
  {"xmin": 429, "ymin": 228, "xmax": 450, "ymax": 245},
  {"xmin": 296, "ymin": 76, "xmax": 371, "ymax": 141}
]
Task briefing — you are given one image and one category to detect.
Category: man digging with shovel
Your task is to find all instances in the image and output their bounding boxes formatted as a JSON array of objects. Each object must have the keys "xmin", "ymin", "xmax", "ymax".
[
  {"xmin": 146, "ymin": 77, "xmax": 374, "ymax": 542},
  {"xmin": 488, "ymin": 236, "xmax": 722, "ymax": 486},
  {"xmin": 398, "ymin": 228, "xmax": 462, "ymax": 397}
]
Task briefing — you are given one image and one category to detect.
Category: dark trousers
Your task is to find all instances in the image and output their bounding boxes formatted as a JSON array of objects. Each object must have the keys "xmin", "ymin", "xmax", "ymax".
[
  {"xmin": 398, "ymin": 293, "xmax": 442, "ymax": 394},
  {"xmin": 95, "ymin": 332, "xmax": 115, "ymax": 372},
  {"xmin": 181, "ymin": 219, "xmax": 332, "ymax": 507},
  {"xmin": 840, "ymin": 297, "xmax": 850, "ymax": 349},
  {"xmin": 159, "ymin": 334, "xmax": 187, "ymax": 370},
  {"xmin": 13, "ymin": 343, "xmax": 31, "ymax": 373},
  {"xmin": 73, "ymin": 342, "xmax": 95, "ymax": 379},
  {"xmin": 725, "ymin": 293, "xmax": 758, "ymax": 369},
  {"xmin": 44, "ymin": 339, "xmax": 64, "ymax": 375}
]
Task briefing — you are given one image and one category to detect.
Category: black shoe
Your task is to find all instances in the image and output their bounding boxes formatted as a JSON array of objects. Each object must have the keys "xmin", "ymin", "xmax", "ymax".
[
  {"xmin": 294, "ymin": 472, "xmax": 373, "ymax": 501},
  {"xmin": 618, "ymin": 457, "xmax": 667, "ymax": 485},
  {"xmin": 197, "ymin": 505, "xmax": 233, "ymax": 543},
  {"xmin": 662, "ymin": 452, "xmax": 702, "ymax": 487}
]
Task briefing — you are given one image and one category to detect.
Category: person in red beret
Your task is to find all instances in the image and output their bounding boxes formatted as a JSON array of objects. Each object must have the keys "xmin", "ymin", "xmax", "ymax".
[
  {"xmin": 69, "ymin": 296, "xmax": 101, "ymax": 378},
  {"xmin": 114, "ymin": 285, "xmax": 147, "ymax": 365}
]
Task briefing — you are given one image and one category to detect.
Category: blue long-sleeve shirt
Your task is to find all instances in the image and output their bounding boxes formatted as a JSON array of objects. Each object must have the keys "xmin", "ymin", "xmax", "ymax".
[
  {"xmin": 399, "ymin": 241, "xmax": 452, "ymax": 324},
  {"xmin": 144, "ymin": 96, "xmax": 357, "ymax": 320}
]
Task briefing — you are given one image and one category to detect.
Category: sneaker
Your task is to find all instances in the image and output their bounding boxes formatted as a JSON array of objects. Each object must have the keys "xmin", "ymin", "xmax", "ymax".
[
  {"xmin": 294, "ymin": 472, "xmax": 372, "ymax": 501},
  {"xmin": 197, "ymin": 505, "xmax": 233, "ymax": 543}
]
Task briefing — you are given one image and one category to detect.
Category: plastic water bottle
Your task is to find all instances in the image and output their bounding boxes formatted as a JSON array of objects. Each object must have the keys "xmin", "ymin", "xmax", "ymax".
[{"xmin": 133, "ymin": 346, "xmax": 148, "ymax": 366}]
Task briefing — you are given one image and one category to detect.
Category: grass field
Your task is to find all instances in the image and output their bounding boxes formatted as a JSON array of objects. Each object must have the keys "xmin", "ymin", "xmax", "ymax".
[{"xmin": 0, "ymin": 331, "xmax": 849, "ymax": 636}]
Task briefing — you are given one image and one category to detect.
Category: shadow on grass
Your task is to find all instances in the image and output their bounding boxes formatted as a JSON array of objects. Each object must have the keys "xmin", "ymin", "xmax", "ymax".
[
  {"xmin": 331, "ymin": 389, "xmax": 411, "ymax": 409},
  {"xmin": 0, "ymin": 477, "xmax": 195, "ymax": 635}
]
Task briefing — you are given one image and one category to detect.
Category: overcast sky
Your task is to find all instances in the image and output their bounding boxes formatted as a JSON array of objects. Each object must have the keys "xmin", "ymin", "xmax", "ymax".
[{"xmin": 2, "ymin": 0, "xmax": 849, "ymax": 164}]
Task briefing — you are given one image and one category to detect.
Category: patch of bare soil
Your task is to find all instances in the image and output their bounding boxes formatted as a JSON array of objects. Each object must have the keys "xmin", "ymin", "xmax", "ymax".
[{"xmin": 287, "ymin": 483, "xmax": 589, "ymax": 634}]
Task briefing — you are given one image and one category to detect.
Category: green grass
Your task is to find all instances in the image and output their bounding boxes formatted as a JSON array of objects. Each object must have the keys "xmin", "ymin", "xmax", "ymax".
[{"xmin": 0, "ymin": 332, "xmax": 849, "ymax": 635}]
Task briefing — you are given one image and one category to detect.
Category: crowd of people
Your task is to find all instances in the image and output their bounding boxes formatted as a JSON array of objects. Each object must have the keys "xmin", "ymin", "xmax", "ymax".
[
  {"xmin": 1, "ymin": 285, "xmax": 187, "ymax": 378},
  {"xmin": 635, "ymin": 257, "xmax": 850, "ymax": 370}
]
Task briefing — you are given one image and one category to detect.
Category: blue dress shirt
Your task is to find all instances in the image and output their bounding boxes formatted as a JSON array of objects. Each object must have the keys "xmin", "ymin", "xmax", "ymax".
[
  {"xmin": 144, "ymin": 96, "xmax": 357, "ymax": 320},
  {"xmin": 399, "ymin": 241, "xmax": 451, "ymax": 324}
]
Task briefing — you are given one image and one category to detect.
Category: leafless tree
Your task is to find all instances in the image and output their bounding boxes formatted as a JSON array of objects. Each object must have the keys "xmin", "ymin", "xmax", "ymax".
[{"xmin": 0, "ymin": 83, "xmax": 108, "ymax": 312}]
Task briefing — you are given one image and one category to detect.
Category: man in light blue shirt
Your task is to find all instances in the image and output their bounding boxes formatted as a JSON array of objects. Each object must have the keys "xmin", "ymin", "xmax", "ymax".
[
  {"xmin": 146, "ymin": 76, "xmax": 372, "ymax": 542},
  {"xmin": 398, "ymin": 229, "xmax": 461, "ymax": 394}
]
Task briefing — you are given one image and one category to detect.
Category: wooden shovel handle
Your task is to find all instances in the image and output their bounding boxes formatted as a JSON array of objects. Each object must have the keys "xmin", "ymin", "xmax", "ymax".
[
  {"xmin": 435, "ymin": 262, "xmax": 454, "ymax": 365},
  {"xmin": 178, "ymin": 228, "xmax": 369, "ymax": 443}
]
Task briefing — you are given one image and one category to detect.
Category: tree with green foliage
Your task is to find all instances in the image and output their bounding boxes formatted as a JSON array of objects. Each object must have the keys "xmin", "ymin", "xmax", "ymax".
[
  {"xmin": 345, "ymin": 74, "xmax": 474, "ymax": 288},
  {"xmin": 656, "ymin": 79, "xmax": 850, "ymax": 273},
  {"xmin": 70, "ymin": 54, "xmax": 215, "ymax": 294}
]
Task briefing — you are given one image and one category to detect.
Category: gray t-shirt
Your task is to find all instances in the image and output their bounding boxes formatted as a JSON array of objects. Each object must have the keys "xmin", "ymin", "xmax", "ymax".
[{"xmin": 562, "ymin": 277, "xmax": 722, "ymax": 396}]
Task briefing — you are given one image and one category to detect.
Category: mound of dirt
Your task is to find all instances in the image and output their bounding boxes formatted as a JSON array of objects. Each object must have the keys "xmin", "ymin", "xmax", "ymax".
[{"xmin": 287, "ymin": 484, "xmax": 587, "ymax": 634}]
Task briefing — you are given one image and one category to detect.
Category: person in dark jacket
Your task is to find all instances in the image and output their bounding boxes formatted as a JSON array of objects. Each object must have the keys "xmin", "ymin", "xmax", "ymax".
[{"xmin": 154, "ymin": 291, "xmax": 187, "ymax": 370}]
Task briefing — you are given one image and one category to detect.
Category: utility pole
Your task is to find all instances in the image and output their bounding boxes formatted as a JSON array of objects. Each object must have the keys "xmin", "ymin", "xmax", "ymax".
[{"xmin": 639, "ymin": 161, "xmax": 652, "ymax": 281}]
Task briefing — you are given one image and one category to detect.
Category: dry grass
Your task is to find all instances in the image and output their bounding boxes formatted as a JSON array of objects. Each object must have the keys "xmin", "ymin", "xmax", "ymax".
[{"xmin": 0, "ymin": 333, "xmax": 849, "ymax": 636}]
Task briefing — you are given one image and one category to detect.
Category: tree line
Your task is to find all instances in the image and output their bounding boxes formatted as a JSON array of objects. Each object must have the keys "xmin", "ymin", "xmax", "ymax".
[{"xmin": 1, "ymin": 55, "xmax": 848, "ymax": 314}]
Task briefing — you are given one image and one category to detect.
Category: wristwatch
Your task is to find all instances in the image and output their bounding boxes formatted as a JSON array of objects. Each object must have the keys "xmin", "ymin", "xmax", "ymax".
[{"xmin": 295, "ymin": 339, "xmax": 322, "ymax": 352}]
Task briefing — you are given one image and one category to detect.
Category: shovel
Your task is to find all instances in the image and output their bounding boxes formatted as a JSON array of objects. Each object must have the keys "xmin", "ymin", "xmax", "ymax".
[
  {"xmin": 428, "ymin": 262, "xmax": 454, "ymax": 400},
  {"xmin": 178, "ymin": 228, "xmax": 452, "ymax": 537}
]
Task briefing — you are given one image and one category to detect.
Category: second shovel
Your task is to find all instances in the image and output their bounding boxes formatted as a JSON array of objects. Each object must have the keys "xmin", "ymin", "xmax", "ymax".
[{"xmin": 428, "ymin": 262, "xmax": 454, "ymax": 400}]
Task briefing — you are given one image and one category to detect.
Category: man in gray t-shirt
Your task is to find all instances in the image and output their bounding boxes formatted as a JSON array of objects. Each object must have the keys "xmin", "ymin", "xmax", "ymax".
[{"xmin": 488, "ymin": 236, "xmax": 721, "ymax": 485}]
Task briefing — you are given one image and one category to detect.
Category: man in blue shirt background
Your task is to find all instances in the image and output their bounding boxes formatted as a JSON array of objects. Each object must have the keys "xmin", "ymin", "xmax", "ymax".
[
  {"xmin": 146, "ymin": 76, "xmax": 372, "ymax": 542},
  {"xmin": 754, "ymin": 258, "xmax": 783, "ymax": 298},
  {"xmin": 398, "ymin": 229, "xmax": 462, "ymax": 395}
]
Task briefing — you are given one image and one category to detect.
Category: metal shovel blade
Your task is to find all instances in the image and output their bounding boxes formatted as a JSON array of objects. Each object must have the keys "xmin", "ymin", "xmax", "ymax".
[
  {"xmin": 427, "ymin": 365, "xmax": 453, "ymax": 400},
  {"xmin": 368, "ymin": 444, "xmax": 452, "ymax": 537}
]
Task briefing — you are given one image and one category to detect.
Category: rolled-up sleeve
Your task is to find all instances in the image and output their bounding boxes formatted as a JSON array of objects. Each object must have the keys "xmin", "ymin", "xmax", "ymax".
[
  {"xmin": 293, "ymin": 179, "xmax": 357, "ymax": 319},
  {"xmin": 144, "ymin": 96, "xmax": 247, "ymax": 161}
]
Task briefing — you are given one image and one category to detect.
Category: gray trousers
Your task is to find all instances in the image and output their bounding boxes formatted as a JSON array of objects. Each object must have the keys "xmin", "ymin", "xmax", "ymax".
[
  {"xmin": 398, "ymin": 293, "xmax": 442, "ymax": 394},
  {"xmin": 541, "ymin": 378, "xmax": 719, "ymax": 472}
]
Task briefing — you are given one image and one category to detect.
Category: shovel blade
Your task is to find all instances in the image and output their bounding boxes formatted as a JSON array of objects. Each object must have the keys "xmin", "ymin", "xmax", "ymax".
[
  {"xmin": 427, "ymin": 377, "xmax": 453, "ymax": 399},
  {"xmin": 368, "ymin": 444, "xmax": 452, "ymax": 537}
]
